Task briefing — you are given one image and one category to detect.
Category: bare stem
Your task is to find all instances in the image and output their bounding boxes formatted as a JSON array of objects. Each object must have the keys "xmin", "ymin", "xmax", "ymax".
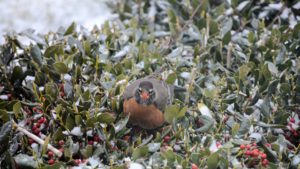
[
  {"xmin": 184, "ymin": 68, "xmax": 197, "ymax": 104},
  {"xmin": 14, "ymin": 122, "xmax": 62, "ymax": 157},
  {"xmin": 226, "ymin": 42, "xmax": 233, "ymax": 68}
]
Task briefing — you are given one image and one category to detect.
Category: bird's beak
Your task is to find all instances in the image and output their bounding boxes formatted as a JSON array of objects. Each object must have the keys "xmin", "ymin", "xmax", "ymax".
[{"xmin": 140, "ymin": 92, "xmax": 150, "ymax": 100}]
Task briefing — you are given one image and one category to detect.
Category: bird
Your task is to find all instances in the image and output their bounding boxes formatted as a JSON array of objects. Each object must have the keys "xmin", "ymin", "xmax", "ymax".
[{"xmin": 122, "ymin": 76, "xmax": 184, "ymax": 129}]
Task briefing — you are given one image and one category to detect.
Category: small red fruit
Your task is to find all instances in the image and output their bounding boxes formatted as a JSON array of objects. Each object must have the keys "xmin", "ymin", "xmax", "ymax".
[
  {"xmin": 47, "ymin": 151, "xmax": 54, "ymax": 158},
  {"xmin": 32, "ymin": 125, "xmax": 37, "ymax": 131},
  {"xmin": 290, "ymin": 118, "xmax": 295, "ymax": 123},
  {"xmin": 252, "ymin": 143, "xmax": 257, "ymax": 146},
  {"xmin": 38, "ymin": 117, "xmax": 45, "ymax": 124},
  {"xmin": 7, "ymin": 93, "xmax": 12, "ymax": 100},
  {"xmin": 191, "ymin": 163, "xmax": 199, "ymax": 169},
  {"xmin": 240, "ymin": 144, "xmax": 246, "ymax": 149},
  {"xmin": 59, "ymin": 83, "xmax": 64, "ymax": 91},
  {"xmin": 33, "ymin": 129, "xmax": 40, "ymax": 135},
  {"xmin": 88, "ymin": 140, "xmax": 94, "ymax": 145},
  {"xmin": 58, "ymin": 140, "xmax": 65, "ymax": 146},
  {"xmin": 262, "ymin": 159, "xmax": 269, "ymax": 166},
  {"xmin": 163, "ymin": 136, "xmax": 171, "ymax": 143},
  {"xmin": 245, "ymin": 150, "xmax": 252, "ymax": 156},
  {"xmin": 75, "ymin": 159, "xmax": 81, "ymax": 165},
  {"xmin": 28, "ymin": 138, "xmax": 34, "ymax": 145},
  {"xmin": 261, "ymin": 153, "xmax": 267, "ymax": 159},
  {"xmin": 293, "ymin": 131, "xmax": 299, "ymax": 137},
  {"xmin": 251, "ymin": 150, "xmax": 259, "ymax": 157},
  {"xmin": 216, "ymin": 141, "xmax": 222, "ymax": 148},
  {"xmin": 48, "ymin": 159, "xmax": 55, "ymax": 165},
  {"xmin": 93, "ymin": 135, "xmax": 100, "ymax": 142},
  {"xmin": 35, "ymin": 123, "xmax": 41, "ymax": 128},
  {"xmin": 246, "ymin": 144, "xmax": 251, "ymax": 149}
]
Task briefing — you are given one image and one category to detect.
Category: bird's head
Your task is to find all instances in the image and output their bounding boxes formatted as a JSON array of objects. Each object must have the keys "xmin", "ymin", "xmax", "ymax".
[{"xmin": 135, "ymin": 81, "xmax": 155, "ymax": 105}]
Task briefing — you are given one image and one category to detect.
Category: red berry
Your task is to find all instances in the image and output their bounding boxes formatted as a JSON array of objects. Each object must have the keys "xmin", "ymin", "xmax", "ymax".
[
  {"xmin": 293, "ymin": 131, "xmax": 299, "ymax": 137},
  {"xmin": 32, "ymin": 125, "xmax": 37, "ymax": 131},
  {"xmin": 252, "ymin": 143, "xmax": 257, "ymax": 146},
  {"xmin": 75, "ymin": 159, "xmax": 81, "ymax": 165},
  {"xmin": 7, "ymin": 93, "xmax": 12, "ymax": 100},
  {"xmin": 93, "ymin": 135, "xmax": 100, "ymax": 142},
  {"xmin": 246, "ymin": 144, "xmax": 251, "ymax": 149},
  {"xmin": 163, "ymin": 136, "xmax": 171, "ymax": 143},
  {"xmin": 59, "ymin": 84, "xmax": 64, "ymax": 91},
  {"xmin": 216, "ymin": 141, "xmax": 222, "ymax": 148},
  {"xmin": 290, "ymin": 118, "xmax": 295, "ymax": 123},
  {"xmin": 240, "ymin": 144, "xmax": 246, "ymax": 149},
  {"xmin": 35, "ymin": 123, "xmax": 41, "ymax": 128},
  {"xmin": 261, "ymin": 153, "xmax": 267, "ymax": 159},
  {"xmin": 28, "ymin": 138, "xmax": 34, "ymax": 145},
  {"xmin": 47, "ymin": 151, "xmax": 54, "ymax": 158},
  {"xmin": 251, "ymin": 151, "xmax": 259, "ymax": 157},
  {"xmin": 262, "ymin": 159, "xmax": 269, "ymax": 166},
  {"xmin": 88, "ymin": 140, "xmax": 94, "ymax": 145},
  {"xmin": 59, "ymin": 92, "xmax": 65, "ymax": 97},
  {"xmin": 191, "ymin": 163, "xmax": 199, "ymax": 169},
  {"xmin": 58, "ymin": 140, "xmax": 65, "ymax": 146},
  {"xmin": 38, "ymin": 117, "xmax": 45, "ymax": 124},
  {"xmin": 245, "ymin": 150, "xmax": 252, "ymax": 156},
  {"xmin": 33, "ymin": 128, "xmax": 40, "ymax": 135},
  {"xmin": 48, "ymin": 159, "xmax": 55, "ymax": 165}
]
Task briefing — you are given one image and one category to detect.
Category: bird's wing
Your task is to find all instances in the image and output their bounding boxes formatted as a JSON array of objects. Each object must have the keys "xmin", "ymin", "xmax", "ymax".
[{"xmin": 123, "ymin": 79, "xmax": 142, "ymax": 100}]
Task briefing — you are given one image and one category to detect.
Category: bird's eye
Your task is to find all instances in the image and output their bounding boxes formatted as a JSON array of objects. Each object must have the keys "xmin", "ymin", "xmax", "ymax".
[
  {"xmin": 138, "ymin": 88, "xmax": 142, "ymax": 93},
  {"xmin": 149, "ymin": 89, "xmax": 154, "ymax": 94}
]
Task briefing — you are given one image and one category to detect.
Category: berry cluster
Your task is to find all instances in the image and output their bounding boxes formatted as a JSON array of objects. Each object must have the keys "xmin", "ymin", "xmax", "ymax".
[
  {"xmin": 24, "ymin": 105, "xmax": 106, "ymax": 166},
  {"xmin": 239, "ymin": 143, "xmax": 269, "ymax": 168},
  {"xmin": 285, "ymin": 115, "xmax": 300, "ymax": 146},
  {"xmin": 46, "ymin": 140, "xmax": 64, "ymax": 165},
  {"xmin": 191, "ymin": 163, "xmax": 199, "ymax": 169},
  {"xmin": 24, "ymin": 106, "xmax": 48, "ymax": 139}
]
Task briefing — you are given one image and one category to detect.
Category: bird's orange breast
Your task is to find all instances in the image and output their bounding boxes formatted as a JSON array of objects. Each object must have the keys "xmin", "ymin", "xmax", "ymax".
[{"xmin": 123, "ymin": 98, "xmax": 165, "ymax": 129}]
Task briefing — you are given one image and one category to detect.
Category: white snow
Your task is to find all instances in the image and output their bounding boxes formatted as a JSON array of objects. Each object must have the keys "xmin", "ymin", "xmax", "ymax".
[{"xmin": 0, "ymin": 0, "xmax": 112, "ymax": 43}]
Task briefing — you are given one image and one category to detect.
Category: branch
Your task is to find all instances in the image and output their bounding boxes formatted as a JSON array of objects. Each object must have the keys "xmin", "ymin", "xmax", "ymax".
[{"xmin": 13, "ymin": 121, "xmax": 62, "ymax": 157}]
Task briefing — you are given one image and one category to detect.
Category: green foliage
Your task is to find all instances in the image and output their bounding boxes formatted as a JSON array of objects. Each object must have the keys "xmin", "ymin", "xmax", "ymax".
[{"xmin": 0, "ymin": 0, "xmax": 300, "ymax": 168}]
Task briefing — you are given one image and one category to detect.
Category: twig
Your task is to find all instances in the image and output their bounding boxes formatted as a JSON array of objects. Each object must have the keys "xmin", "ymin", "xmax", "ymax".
[
  {"xmin": 182, "ymin": 1, "xmax": 203, "ymax": 31},
  {"xmin": 226, "ymin": 42, "xmax": 233, "ymax": 68},
  {"xmin": 184, "ymin": 68, "xmax": 197, "ymax": 104},
  {"xmin": 13, "ymin": 121, "xmax": 62, "ymax": 157}
]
